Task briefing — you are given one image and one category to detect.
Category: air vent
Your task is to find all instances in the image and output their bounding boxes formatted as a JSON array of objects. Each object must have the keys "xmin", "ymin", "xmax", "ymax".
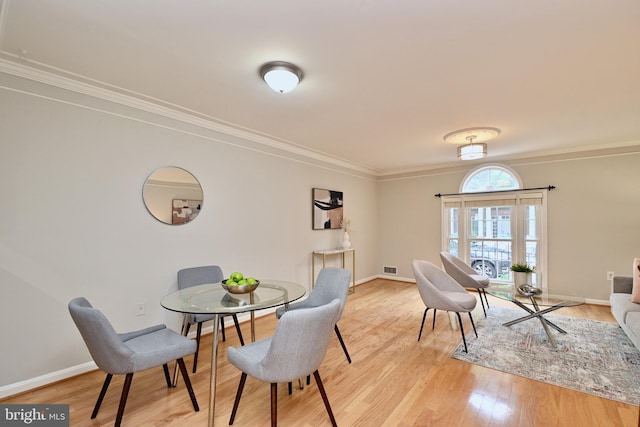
[{"xmin": 383, "ymin": 265, "xmax": 397, "ymax": 275}]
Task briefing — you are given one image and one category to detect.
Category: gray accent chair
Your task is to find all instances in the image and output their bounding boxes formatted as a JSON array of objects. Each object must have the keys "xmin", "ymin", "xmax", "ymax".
[
  {"xmin": 68, "ymin": 297, "xmax": 199, "ymax": 427},
  {"xmin": 412, "ymin": 259, "xmax": 478, "ymax": 353},
  {"xmin": 227, "ymin": 299, "xmax": 341, "ymax": 427},
  {"xmin": 275, "ymin": 267, "xmax": 352, "ymax": 364},
  {"xmin": 178, "ymin": 265, "xmax": 245, "ymax": 372},
  {"xmin": 440, "ymin": 251, "xmax": 491, "ymax": 317}
]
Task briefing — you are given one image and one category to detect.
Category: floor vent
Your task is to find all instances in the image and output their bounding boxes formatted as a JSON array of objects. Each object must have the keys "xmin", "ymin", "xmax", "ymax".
[{"xmin": 383, "ymin": 265, "xmax": 397, "ymax": 275}]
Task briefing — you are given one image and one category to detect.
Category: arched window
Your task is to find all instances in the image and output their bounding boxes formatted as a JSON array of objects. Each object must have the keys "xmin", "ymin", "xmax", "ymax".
[
  {"xmin": 442, "ymin": 164, "xmax": 547, "ymax": 288},
  {"xmin": 460, "ymin": 165, "xmax": 522, "ymax": 193}
]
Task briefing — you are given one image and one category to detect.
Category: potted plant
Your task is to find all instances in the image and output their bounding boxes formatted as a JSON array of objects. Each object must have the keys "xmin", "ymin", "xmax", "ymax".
[{"xmin": 511, "ymin": 263, "xmax": 534, "ymax": 286}]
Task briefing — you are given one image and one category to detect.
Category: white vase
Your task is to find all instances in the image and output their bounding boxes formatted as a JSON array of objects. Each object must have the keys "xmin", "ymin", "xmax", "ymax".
[
  {"xmin": 342, "ymin": 231, "xmax": 351, "ymax": 249},
  {"xmin": 514, "ymin": 271, "xmax": 531, "ymax": 286}
]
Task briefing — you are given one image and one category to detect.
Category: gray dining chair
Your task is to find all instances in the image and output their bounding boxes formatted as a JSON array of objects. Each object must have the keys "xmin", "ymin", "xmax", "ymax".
[
  {"xmin": 178, "ymin": 265, "xmax": 245, "ymax": 372},
  {"xmin": 68, "ymin": 297, "xmax": 199, "ymax": 427},
  {"xmin": 275, "ymin": 267, "xmax": 352, "ymax": 364},
  {"xmin": 440, "ymin": 251, "xmax": 491, "ymax": 317},
  {"xmin": 227, "ymin": 299, "xmax": 341, "ymax": 427},
  {"xmin": 412, "ymin": 259, "xmax": 478, "ymax": 353}
]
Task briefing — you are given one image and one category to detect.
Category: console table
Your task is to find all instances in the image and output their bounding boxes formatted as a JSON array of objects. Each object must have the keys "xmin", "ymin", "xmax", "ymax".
[{"xmin": 312, "ymin": 248, "xmax": 356, "ymax": 293}]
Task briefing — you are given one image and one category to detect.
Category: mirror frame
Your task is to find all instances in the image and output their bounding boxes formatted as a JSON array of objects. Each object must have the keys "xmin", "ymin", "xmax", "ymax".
[{"xmin": 142, "ymin": 166, "xmax": 203, "ymax": 225}]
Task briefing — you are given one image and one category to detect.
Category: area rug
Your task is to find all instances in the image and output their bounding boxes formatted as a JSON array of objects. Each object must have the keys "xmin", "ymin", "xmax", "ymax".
[{"xmin": 451, "ymin": 306, "xmax": 640, "ymax": 406}]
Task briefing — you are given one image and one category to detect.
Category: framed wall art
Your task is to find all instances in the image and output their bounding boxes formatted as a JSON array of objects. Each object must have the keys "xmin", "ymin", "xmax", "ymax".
[{"xmin": 312, "ymin": 188, "xmax": 343, "ymax": 230}]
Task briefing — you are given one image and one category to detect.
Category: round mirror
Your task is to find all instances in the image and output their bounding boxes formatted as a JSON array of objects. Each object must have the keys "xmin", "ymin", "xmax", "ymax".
[{"xmin": 142, "ymin": 167, "xmax": 203, "ymax": 225}]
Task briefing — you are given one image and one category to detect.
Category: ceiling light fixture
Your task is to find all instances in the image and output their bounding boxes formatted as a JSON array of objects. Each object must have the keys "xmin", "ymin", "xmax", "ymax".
[
  {"xmin": 443, "ymin": 127, "xmax": 501, "ymax": 161},
  {"xmin": 260, "ymin": 61, "xmax": 303, "ymax": 93}
]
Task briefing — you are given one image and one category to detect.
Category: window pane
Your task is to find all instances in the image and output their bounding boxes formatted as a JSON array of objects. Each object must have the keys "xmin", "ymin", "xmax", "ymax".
[
  {"xmin": 449, "ymin": 239, "xmax": 459, "ymax": 257},
  {"xmin": 469, "ymin": 206, "xmax": 511, "ymax": 239},
  {"xmin": 449, "ymin": 208, "xmax": 459, "ymax": 238},
  {"xmin": 469, "ymin": 239, "xmax": 512, "ymax": 279},
  {"xmin": 525, "ymin": 205, "xmax": 537, "ymax": 239},
  {"xmin": 462, "ymin": 166, "xmax": 520, "ymax": 193}
]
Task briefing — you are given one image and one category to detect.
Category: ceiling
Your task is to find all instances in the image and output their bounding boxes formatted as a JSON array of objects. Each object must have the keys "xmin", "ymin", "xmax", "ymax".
[{"xmin": 1, "ymin": 0, "xmax": 639, "ymax": 175}]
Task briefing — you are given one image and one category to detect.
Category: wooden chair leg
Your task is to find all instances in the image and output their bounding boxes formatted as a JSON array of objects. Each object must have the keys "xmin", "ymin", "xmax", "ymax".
[
  {"xmin": 177, "ymin": 358, "xmax": 199, "ymax": 412},
  {"xmin": 91, "ymin": 373, "xmax": 112, "ymax": 419},
  {"xmin": 270, "ymin": 383, "xmax": 278, "ymax": 427},
  {"xmin": 334, "ymin": 324, "xmax": 351, "ymax": 363},
  {"xmin": 193, "ymin": 322, "xmax": 203, "ymax": 373},
  {"xmin": 232, "ymin": 314, "xmax": 245, "ymax": 346},
  {"xmin": 115, "ymin": 373, "xmax": 133, "ymax": 427},
  {"xmin": 229, "ymin": 372, "xmax": 247, "ymax": 425},
  {"xmin": 313, "ymin": 370, "xmax": 337, "ymax": 427},
  {"xmin": 163, "ymin": 363, "xmax": 172, "ymax": 387}
]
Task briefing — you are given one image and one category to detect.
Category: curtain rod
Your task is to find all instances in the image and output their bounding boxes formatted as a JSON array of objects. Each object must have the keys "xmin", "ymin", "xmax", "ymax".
[{"xmin": 435, "ymin": 185, "xmax": 556, "ymax": 198}]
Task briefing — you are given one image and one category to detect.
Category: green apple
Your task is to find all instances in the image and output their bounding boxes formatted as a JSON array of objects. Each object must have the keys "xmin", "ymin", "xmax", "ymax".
[
  {"xmin": 246, "ymin": 277, "xmax": 257, "ymax": 285},
  {"xmin": 237, "ymin": 279, "xmax": 249, "ymax": 286},
  {"xmin": 230, "ymin": 272, "xmax": 244, "ymax": 282}
]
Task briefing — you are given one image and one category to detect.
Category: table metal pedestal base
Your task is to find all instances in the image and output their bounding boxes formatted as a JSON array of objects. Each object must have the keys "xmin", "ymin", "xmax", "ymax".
[{"xmin": 503, "ymin": 298, "xmax": 572, "ymax": 348}]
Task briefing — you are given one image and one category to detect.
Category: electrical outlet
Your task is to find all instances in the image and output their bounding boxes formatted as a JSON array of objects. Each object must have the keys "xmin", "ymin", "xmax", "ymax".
[
  {"xmin": 606, "ymin": 271, "xmax": 614, "ymax": 281},
  {"xmin": 136, "ymin": 302, "xmax": 145, "ymax": 316}
]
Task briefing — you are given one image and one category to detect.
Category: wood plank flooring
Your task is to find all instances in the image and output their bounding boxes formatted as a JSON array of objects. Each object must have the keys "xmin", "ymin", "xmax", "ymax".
[{"xmin": 2, "ymin": 278, "xmax": 639, "ymax": 426}]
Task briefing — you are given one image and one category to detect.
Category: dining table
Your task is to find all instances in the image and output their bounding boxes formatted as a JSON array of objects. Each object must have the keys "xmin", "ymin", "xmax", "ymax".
[{"xmin": 161, "ymin": 279, "xmax": 306, "ymax": 427}]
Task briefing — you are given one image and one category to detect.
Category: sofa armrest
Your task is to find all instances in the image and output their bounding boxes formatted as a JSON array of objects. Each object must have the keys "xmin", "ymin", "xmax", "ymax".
[{"xmin": 612, "ymin": 276, "xmax": 633, "ymax": 294}]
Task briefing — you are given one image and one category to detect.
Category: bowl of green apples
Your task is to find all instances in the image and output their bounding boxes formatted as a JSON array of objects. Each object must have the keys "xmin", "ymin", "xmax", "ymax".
[{"xmin": 221, "ymin": 272, "xmax": 260, "ymax": 294}]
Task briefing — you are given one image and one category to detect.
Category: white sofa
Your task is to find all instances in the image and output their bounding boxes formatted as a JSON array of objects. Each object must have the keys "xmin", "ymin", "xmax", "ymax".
[{"xmin": 610, "ymin": 276, "xmax": 640, "ymax": 349}]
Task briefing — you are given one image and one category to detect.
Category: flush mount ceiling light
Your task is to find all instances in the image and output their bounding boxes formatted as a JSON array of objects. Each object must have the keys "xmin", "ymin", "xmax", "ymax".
[
  {"xmin": 260, "ymin": 61, "xmax": 303, "ymax": 93},
  {"xmin": 443, "ymin": 127, "xmax": 501, "ymax": 161}
]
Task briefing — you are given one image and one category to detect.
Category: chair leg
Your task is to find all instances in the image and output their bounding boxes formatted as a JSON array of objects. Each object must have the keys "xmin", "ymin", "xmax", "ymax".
[
  {"xmin": 91, "ymin": 373, "xmax": 112, "ymax": 419},
  {"xmin": 455, "ymin": 312, "xmax": 468, "ymax": 353},
  {"xmin": 313, "ymin": 370, "xmax": 337, "ymax": 427},
  {"xmin": 432, "ymin": 309, "xmax": 437, "ymax": 329},
  {"xmin": 482, "ymin": 288, "xmax": 490, "ymax": 309},
  {"xmin": 288, "ymin": 381, "xmax": 292, "ymax": 395},
  {"xmin": 478, "ymin": 290, "xmax": 487, "ymax": 317},
  {"xmin": 163, "ymin": 363, "xmax": 172, "ymax": 387},
  {"xmin": 177, "ymin": 358, "xmax": 199, "ymax": 412},
  {"xmin": 334, "ymin": 324, "xmax": 351, "ymax": 363},
  {"xmin": 232, "ymin": 314, "xmax": 245, "ymax": 346},
  {"xmin": 229, "ymin": 372, "xmax": 247, "ymax": 425},
  {"xmin": 418, "ymin": 308, "xmax": 429, "ymax": 341},
  {"xmin": 270, "ymin": 383, "xmax": 278, "ymax": 427},
  {"xmin": 115, "ymin": 373, "xmax": 133, "ymax": 427},
  {"xmin": 469, "ymin": 312, "xmax": 478, "ymax": 337},
  {"xmin": 193, "ymin": 322, "xmax": 203, "ymax": 373}
]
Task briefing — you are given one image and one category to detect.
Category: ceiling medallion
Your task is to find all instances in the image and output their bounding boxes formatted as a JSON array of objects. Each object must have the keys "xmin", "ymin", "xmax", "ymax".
[{"xmin": 443, "ymin": 127, "xmax": 501, "ymax": 161}]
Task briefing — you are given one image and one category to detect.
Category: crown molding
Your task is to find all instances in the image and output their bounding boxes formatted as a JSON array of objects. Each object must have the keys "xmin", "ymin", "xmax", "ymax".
[{"xmin": 0, "ymin": 56, "xmax": 378, "ymax": 177}]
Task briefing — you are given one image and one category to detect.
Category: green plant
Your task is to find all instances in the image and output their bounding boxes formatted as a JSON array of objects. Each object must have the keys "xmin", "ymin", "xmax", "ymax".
[{"xmin": 510, "ymin": 263, "xmax": 534, "ymax": 273}]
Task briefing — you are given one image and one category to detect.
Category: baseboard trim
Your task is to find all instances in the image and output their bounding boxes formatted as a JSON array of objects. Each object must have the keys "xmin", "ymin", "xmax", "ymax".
[{"xmin": 0, "ymin": 361, "xmax": 97, "ymax": 399}]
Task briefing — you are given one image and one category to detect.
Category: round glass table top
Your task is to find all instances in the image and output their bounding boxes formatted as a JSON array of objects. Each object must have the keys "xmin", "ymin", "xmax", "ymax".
[
  {"xmin": 161, "ymin": 280, "xmax": 306, "ymax": 315},
  {"xmin": 487, "ymin": 284, "xmax": 585, "ymax": 307}
]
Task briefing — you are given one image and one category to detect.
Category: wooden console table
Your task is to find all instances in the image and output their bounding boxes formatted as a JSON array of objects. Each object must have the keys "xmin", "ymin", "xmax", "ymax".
[{"xmin": 312, "ymin": 248, "xmax": 356, "ymax": 293}]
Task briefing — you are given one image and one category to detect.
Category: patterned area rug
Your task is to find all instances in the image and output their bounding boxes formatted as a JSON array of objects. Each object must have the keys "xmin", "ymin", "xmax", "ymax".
[{"xmin": 451, "ymin": 306, "xmax": 640, "ymax": 405}]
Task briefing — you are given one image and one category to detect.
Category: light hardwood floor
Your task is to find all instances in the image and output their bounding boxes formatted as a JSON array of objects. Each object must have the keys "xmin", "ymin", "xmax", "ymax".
[{"xmin": 3, "ymin": 279, "xmax": 639, "ymax": 426}]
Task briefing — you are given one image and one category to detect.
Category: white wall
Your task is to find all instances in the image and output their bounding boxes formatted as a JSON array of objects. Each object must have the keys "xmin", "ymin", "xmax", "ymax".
[
  {"xmin": 0, "ymin": 71, "xmax": 378, "ymax": 390},
  {"xmin": 377, "ymin": 149, "xmax": 640, "ymax": 302}
]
